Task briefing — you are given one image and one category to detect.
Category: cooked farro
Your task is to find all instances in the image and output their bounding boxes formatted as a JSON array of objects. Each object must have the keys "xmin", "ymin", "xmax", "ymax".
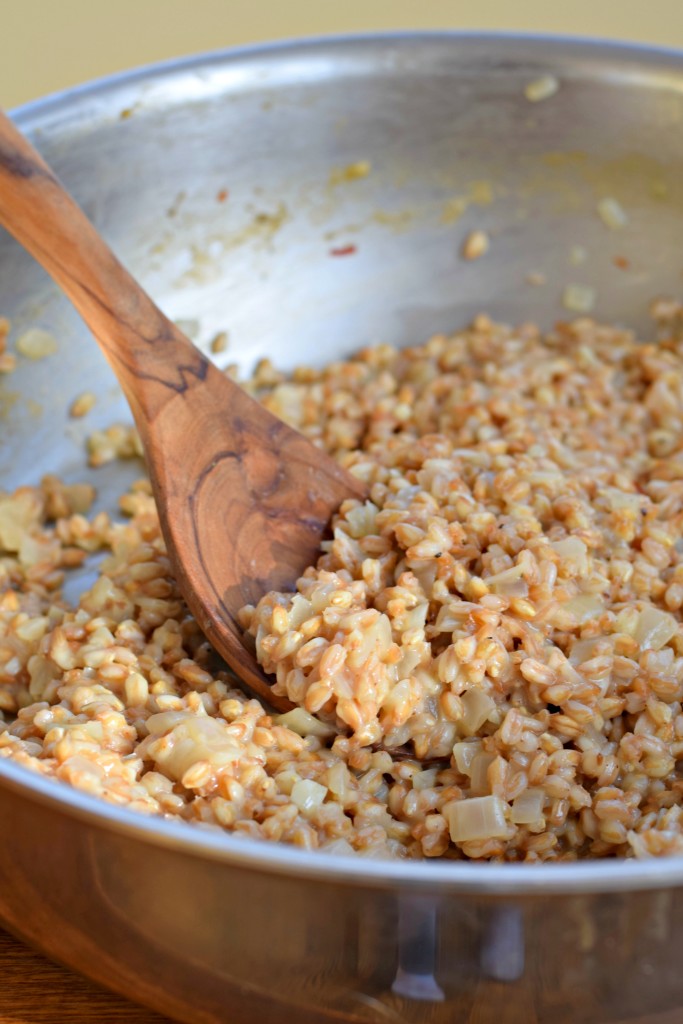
[
  {"xmin": 69, "ymin": 391, "xmax": 97, "ymax": 419},
  {"xmin": 3, "ymin": 304, "xmax": 683, "ymax": 861},
  {"xmin": 524, "ymin": 75, "xmax": 560, "ymax": 103},
  {"xmin": 462, "ymin": 229, "xmax": 490, "ymax": 261}
]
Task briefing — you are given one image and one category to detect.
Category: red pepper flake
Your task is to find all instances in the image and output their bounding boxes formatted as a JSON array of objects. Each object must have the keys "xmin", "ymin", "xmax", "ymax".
[
  {"xmin": 216, "ymin": 189, "xmax": 229, "ymax": 203},
  {"xmin": 613, "ymin": 255, "xmax": 630, "ymax": 270},
  {"xmin": 329, "ymin": 244, "xmax": 357, "ymax": 257}
]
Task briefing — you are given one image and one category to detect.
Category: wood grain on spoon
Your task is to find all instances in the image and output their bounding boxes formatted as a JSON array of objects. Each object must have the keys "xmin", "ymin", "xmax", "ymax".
[{"xmin": 0, "ymin": 110, "xmax": 367, "ymax": 711}]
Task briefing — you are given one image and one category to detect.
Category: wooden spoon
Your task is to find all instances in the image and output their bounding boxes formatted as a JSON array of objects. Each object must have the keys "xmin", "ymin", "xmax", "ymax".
[{"xmin": 0, "ymin": 110, "xmax": 367, "ymax": 711}]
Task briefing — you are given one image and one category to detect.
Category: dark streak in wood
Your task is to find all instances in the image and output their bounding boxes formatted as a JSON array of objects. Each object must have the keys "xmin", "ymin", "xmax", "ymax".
[{"xmin": 0, "ymin": 141, "xmax": 58, "ymax": 184}]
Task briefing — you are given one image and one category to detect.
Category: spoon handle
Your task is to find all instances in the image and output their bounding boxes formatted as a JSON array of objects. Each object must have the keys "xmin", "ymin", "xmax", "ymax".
[{"xmin": 0, "ymin": 109, "xmax": 210, "ymax": 428}]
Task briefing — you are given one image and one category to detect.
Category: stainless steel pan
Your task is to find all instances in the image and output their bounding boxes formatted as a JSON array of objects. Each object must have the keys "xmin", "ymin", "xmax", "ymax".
[{"xmin": 2, "ymin": 32, "xmax": 683, "ymax": 1023}]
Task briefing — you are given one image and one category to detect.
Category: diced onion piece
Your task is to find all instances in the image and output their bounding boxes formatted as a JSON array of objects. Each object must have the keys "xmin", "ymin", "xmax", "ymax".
[
  {"xmin": 469, "ymin": 751, "xmax": 496, "ymax": 795},
  {"xmin": 434, "ymin": 604, "xmax": 471, "ymax": 632},
  {"xmin": 19, "ymin": 535, "xmax": 56, "ymax": 567},
  {"xmin": 146, "ymin": 711, "xmax": 196, "ymax": 735},
  {"xmin": 569, "ymin": 637, "xmax": 605, "ymax": 666},
  {"xmin": 453, "ymin": 740, "xmax": 481, "ymax": 776},
  {"xmin": 276, "ymin": 708, "xmax": 336, "ymax": 739},
  {"xmin": 275, "ymin": 769, "xmax": 299, "ymax": 796},
  {"xmin": 642, "ymin": 647, "xmax": 674, "ymax": 674},
  {"xmin": 145, "ymin": 713, "xmax": 242, "ymax": 779},
  {"xmin": 291, "ymin": 779, "xmax": 327, "ymax": 813},
  {"xmin": 444, "ymin": 795, "xmax": 510, "ymax": 842},
  {"xmin": 397, "ymin": 647, "xmax": 423, "ymax": 678},
  {"xmin": 399, "ymin": 603, "xmax": 429, "ymax": 633},
  {"xmin": 511, "ymin": 787, "xmax": 545, "ymax": 824},
  {"xmin": 382, "ymin": 676, "xmax": 418, "ymax": 718},
  {"xmin": 484, "ymin": 564, "xmax": 527, "ymax": 595},
  {"xmin": 574, "ymin": 725, "xmax": 610, "ymax": 753},
  {"xmin": 563, "ymin": 284, "xmax": 596, "ymax": 313},
  {"xmin": 15, "ymin": 327, "xmax": 58, "ymax": 360},
  {"xmin": 413, "ymin": 768, "xmax": 439, "ymax": 791},
  {"xmin": 268, "ymin": 382, "xmax": 308, "ymax": 425},
  {"xmin": 287, "ymin": 595, "xmax": 314, "ymax": 629},
  {"xmin": 326, "ymin": 761, "xmax": 350, "ymax": 798},
  {"xmin": 309, "ymin": 582, "xmax": 342, "ymax": 613},
  {"xmin": 345, "ymin": 501, "xmax": 378, "ymax": 538},
  {"xmin": 601, "ymin": 488, "xmax": 646, "ymax": 512},
  {"xmin": 552, "ymin": 536, "xmax": 588, "ymax": 574},
  {"xmin": 460, "ymin": 688, "xmax": 495, "ymax": 736},
  {"xmin": 321, "ymin": 838, "xmax": 355, "ymax": 855},
  {"xmin": 633, "ymin": 606, "xmax": 678, "ymax": 652},
  {"xmin": 496, "ymin": 579, "xmax": 529, "ymax": 597},
  {"xmin": 0, "ymin": 491, "xmax": 43, "ymax": 551},
  {"xmin": 616, "ymin": 606, "xmax": 639, "ymax": 637},
  {"xmin": 412, "ymin": 563, "xmax": 438, "ymax": 593},
  {"xmin": 597, "ymin": 197, "xmax": 629, "ymax": 229},
  {"xmin": 564, "ymin": 594, "xmax": 603, "ymax": 624},
  {"xmin": 347, "ymin": 612, "xmax": 393, "ymax": 665}
]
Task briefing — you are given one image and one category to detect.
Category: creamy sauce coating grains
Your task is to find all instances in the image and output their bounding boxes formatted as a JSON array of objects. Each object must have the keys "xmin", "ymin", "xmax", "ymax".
[{"xmin": 3, "ymin": 306, "xmax": 683, "ymax": 860}]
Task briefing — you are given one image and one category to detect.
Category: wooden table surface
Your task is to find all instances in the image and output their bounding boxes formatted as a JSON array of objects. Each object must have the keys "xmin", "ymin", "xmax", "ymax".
[{"xmin": 0, "ymin": 927, "xmax": 169, "ymax": 1023}]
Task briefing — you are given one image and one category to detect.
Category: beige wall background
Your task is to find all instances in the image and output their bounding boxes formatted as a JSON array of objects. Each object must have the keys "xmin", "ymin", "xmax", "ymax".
[{"xmin": 4, "ymin": 0, "xmax": 683, "ymax": 109}]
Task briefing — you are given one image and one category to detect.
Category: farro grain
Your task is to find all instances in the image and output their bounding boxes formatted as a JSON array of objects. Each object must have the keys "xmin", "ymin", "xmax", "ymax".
[{"xmin": 524, "ymin": 75, "xmax": 560, "ymax": 103}]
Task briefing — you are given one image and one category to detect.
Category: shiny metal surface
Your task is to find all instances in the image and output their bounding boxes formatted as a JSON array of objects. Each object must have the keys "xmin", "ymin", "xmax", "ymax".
[{"xmin": 2, "ymin": 32, "xmax": 683, "ymax": 1022}]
